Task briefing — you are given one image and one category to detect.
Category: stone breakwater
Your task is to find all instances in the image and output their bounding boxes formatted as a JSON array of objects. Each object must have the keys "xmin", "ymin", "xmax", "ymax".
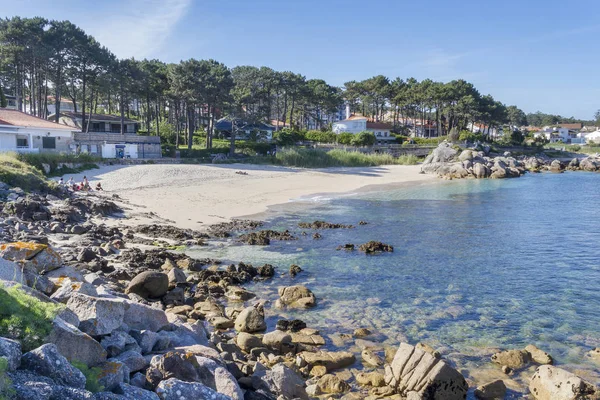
[
  {"xmin": 421, "ymin": 141, "xmax": 600, "ymax": 180},
  {"xmin": 0, "ymin": 183, "xmax": 600, "ymax": 399}
]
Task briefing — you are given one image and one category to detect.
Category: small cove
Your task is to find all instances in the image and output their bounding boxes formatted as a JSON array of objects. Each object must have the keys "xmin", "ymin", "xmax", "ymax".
[{"xmin": 187, "ymin": 171, "xmax": 600, "ymax": 387}]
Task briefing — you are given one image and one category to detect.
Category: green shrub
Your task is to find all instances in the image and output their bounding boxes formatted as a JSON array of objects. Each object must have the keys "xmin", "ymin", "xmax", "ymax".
[
  {"xmin": 16, "ymin": 153, "xmax": 101, "ymax": 176},
  {"xmin": 350, "ymin": 131, "xmax": 376, "ymax": 146},
  {"xmin": 567, "ymin": 144, "xmax": 581, "ymax": 152},
  {"xmin": 275, "ymin": 148, "xmax": 420, "ymax": 168},
  {"xmin": 0, "ymin": 153, "xmax": 55, "ymax": 192},
  {"xmin": 412, "ymin": 135, "xmax": 447, "ymax": 145},
  {"xmin": 72, "ymin": 361, "xmax": 104, "ymax": 393},
  {"xmin": 336, "ymin": 132, "xmax": 354, "ymax": 145},
  {"xmin": 458, "ymin": 130, "xmax": 483, "ymax": 142},
  {"xmin": 0, "ymin": 357, "xmax": 15, "ymax": 399},
  {"xmin": 0, "ymin": 284, "xmax": 64, "ymax": 352},
  {"xmin": 305, "ymin": 130, "xmax": 336, "ymax": 143},
  {"xmin": 274, "ymin": 129, "xmax": 305, "ymax": 146}
]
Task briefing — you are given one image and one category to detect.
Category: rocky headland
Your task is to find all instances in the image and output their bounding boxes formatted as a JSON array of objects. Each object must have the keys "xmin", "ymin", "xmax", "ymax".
[{"xmin": 421, "ymin": 141, "xmax": 600, "ymax": 180}]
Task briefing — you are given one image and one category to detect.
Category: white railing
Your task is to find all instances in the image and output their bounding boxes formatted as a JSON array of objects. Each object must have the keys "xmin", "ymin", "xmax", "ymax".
[{"xmin": 0, "ymin": 147, "xmax": 40, "ymax": 154}]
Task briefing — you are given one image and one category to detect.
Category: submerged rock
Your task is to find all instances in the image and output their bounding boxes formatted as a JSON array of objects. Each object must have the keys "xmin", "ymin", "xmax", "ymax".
[
  {"xmin": 276, "ymin": 285, "xmax": 316, "ymax": 309},
  {"xmin": 358, "ymin": 241, "xmax": 394, "ymax": 254}
]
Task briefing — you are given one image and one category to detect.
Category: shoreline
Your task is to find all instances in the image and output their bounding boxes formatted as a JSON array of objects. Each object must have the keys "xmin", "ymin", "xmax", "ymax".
[{"xmin": 60, "ymin": 163, "xmax": 437, "ymax": 228}]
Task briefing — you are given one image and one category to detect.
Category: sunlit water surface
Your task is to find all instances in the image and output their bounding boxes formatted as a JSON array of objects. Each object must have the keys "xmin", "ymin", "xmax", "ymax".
[{"xmin": 187, "ymin": 172, "xmax": 600, "ymax": 390}]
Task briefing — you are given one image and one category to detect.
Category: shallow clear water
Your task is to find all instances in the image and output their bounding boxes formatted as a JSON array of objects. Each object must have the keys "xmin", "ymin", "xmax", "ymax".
[{"xmin": 188, "ymin": 172, "xmax": 600, "ymax": 373}]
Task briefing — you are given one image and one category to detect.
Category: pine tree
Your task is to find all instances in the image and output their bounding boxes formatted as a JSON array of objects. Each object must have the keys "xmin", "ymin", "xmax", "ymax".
[{"xmin": 0, "ymin": 86, "xmax": 6, "ymax": 108}]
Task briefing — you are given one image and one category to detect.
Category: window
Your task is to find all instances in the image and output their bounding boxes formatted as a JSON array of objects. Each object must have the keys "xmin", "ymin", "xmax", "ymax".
[
  {"xmin": 42, "ymin": 137, "xmax": 56, "ymax": 149},
  {"xmin": 16, "ymin": 138, "xmax": 27, "ymax": 147},
  {"xmin": 92, "ymin": 122, "xmax": 103, "ymax": 132},
  {"xmin": 7, "ymin": 100, "xmax": 16, "ymax": 107},
  {"xmin": 111, "ymin": 124, "xmax": 121, "ymax": 133}
]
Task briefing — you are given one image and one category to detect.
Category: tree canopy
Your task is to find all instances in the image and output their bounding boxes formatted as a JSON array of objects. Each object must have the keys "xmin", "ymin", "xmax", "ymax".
[{"xmin": 1, "ymin": 15, "xmax": 593, "ymax": 150}]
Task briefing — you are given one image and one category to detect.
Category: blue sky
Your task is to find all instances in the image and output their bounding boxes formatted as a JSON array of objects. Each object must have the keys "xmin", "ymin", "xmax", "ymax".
[{"xmin": 3, "ymin": 0, "xmax": 599, "ymax": 119}]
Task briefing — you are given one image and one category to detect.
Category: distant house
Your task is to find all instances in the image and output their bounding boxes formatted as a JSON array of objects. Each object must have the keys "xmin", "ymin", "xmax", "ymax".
[
  {"xmin": 0, "ymin": 109, "xmax": 77, "ymax": 154},
  {"xmin": 215, "ymin": 118, "xmax": 275, "ymax": 141},
  {"xmin": 52, "ymin": 112, "xmax": 139, "ymax": 134},
  {"xmin": 332, "ymin": 115, "xmax": 394, "ymax": 142},
  {"xmin": 49, "ymin": 111, "xmax": 160, "ymax": 159},
  {"xmin": 45, "ymin": 96, "xmax": 76, "ymax": 116},
  {"xmin": 584, "ymin": 130, "xmax": 600, "ymax": 144},
  {"xmin": 534, "ymin": 126, "xmax": 581, "ymax": 143}
]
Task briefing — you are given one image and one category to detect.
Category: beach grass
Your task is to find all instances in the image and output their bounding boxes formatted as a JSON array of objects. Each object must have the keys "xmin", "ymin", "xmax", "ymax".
[
  {"xmin": 16, "ymin": 152, "xmax": 101, "ymax": 176},
  {"xmin": 275, "ymin": 148, "xmax": 421, "ymax": 168},
  {"xmin": 0, "ymin": 152, "xmax": 55, "ymax": 192},
  {"xmin": 0, "ymin": 284, "xmax": 64, "ymax": 352}
]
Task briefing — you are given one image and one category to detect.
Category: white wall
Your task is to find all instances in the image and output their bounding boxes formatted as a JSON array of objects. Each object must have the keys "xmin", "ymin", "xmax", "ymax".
[
  {"xmin": 332, "ymin": 119, "xmax": 367, "ymax": 134},
  {"xmin": 0, "ymin": 133, "xmax": 17, "ymax": 149}
]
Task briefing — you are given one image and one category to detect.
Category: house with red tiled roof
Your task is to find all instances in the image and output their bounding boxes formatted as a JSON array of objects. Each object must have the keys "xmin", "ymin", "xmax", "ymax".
[
  {"xmin": 0, "ymin": 109, "xmax": 78, "ymax": 154},
  {"xmin": 332, "ymin": 114, "xmax": 394, "ymax": 142}
]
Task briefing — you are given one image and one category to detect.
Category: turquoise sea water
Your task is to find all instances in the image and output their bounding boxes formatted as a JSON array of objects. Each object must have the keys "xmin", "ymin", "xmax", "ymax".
[{"xmin": 189, "ymin": 172, "xmax": 600, "ymax": 377}]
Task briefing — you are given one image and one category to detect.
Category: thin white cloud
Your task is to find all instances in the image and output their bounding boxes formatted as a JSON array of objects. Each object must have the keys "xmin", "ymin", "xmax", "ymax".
[{"xmin": 87, "ymin": 0, "xmax": 192, "ymax": 59}]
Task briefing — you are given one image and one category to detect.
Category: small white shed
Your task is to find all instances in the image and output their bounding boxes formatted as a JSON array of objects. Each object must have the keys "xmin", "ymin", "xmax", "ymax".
[{"xmin": 101, "ymin": 143, "xmax": 139, "ymax": 159}]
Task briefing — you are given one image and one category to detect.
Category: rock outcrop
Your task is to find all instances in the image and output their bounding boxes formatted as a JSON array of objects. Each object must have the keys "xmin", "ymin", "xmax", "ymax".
[{"xmin": 384, "ymin": 342, "xmax": 468, "ymax": 399}]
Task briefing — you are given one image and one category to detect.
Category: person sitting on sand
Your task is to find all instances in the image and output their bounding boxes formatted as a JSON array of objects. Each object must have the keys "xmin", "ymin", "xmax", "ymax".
[
  {"xmin": 67, "ymin": 177, "xmax": 74, "ymax": 186},
  {"xmin": 58, "ymin": 177, "xmax": 64, "ymax": 185},
  {"xmin": 95, "ymin": 182, "xmax": 104, "ymax": 191}
]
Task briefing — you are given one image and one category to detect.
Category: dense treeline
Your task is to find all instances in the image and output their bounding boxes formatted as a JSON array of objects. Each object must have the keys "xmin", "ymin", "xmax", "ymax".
[{"xmin": 0, "ymin": 16, "xmax": 594, "ymax": 151}]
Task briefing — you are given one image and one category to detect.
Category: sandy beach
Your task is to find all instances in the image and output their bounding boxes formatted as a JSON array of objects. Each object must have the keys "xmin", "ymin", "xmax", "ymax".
[{"xmin": 61, "ymin": 163, "xmax": 435, "ymax": 228}]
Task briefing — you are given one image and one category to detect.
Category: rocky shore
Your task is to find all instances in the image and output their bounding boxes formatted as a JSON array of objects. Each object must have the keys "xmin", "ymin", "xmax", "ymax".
[
  {"xmin": 421, "ymin": 141, "xmax": 600, "ymax": 180},
  {"xmin": 1, "ymin": 181, "xmax": 599, "ymax": 399}
]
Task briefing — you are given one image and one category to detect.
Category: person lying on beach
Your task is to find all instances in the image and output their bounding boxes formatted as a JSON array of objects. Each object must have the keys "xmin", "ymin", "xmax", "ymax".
[{"xmin": 235, "ymin": 171, "xmax": 248, "ymax": 175}]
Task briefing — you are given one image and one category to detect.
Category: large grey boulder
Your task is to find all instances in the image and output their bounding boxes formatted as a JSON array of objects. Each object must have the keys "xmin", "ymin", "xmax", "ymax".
[
  {"xmin": 156, "ymin": 378, "xmax": 232, "ymax": 400},
  {"xmin": 529, "ymin": 365, "xmax": 598, "ymax": 400},
  {"xmin": 100, "ymin": 331, "xmax": 141, "ymax": 358},
  {"xmin": 114, "ymin": 382, "xmax": 160, "ymax": 400},
  {"xmin": 0, "ymin": 242, "xmax": 62, "ymax": 274},
  {"xmin": 125, "ymin": 271, "xmax": 169, "ymax": 299},
  {"xmin": 97, "ymin": 360, "xmax": 130, "ymax": 391},
  {"xmin": 50, "ymin": 278, "xmax": 98, "ymax": 304},
  {"xmin": 67, "ymin": 293, "xmax": 126, "ymax": 336},
  {"xmin": 7, "ymin": 370, "xmax": 94, "ymax": 400},
  {"xmin": 110, "ymin": 350, "xmax": 148, "ymax": 373},
  {"xmin": 234, "ymin": 305, "xmax": 267, "ymax": 333},
  {"xmin": 252, "ymin": 363, "xmax": 308, "ymax": 400},
  {"xmin": 67, "ymin": 293, "xmax": 169, "ymax": 335},
  {"xmin": 21, "ymin": 343, "xmax": 86, "ymax": 389},
  {"xmin": 0, "ymin": 337, "xmax": 21, "ymax": 371},
  {"xmin": 0, "ymin": 258, "xmax": 23, "ymax": 283},
  {"xmin": 45, "ymin": 317, "xmax": 107, "ymax": 367},
  {"xmin": 384, "ymin": 342, "xmax": 468, "ymax": 399}
]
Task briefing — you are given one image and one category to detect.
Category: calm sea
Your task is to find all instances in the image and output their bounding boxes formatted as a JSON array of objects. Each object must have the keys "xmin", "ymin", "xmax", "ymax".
[{"xmin": 188, "ymin": 171, "xmax": 600, "ymax": 384}]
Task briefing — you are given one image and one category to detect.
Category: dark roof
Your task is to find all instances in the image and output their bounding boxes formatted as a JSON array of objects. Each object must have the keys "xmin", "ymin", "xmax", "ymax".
[
  {"xmin": 57, "ymin": 112, "xmax": 138, "ymax": 124},
  {"xmin": 0, "ymin": 109, "xmax": 75, "ymax": 130},
  {"xmin": 215, "ymin": 118, "xmax": 274, "ymax": 132}
]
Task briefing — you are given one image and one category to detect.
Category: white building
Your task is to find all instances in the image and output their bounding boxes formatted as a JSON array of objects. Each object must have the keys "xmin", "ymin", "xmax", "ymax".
[
  {"xmin": 0, "ymin": 109, "xmax": 77, "ymax": 154},
  {"xmin": 332, "ymin": 115, "xmax": 394, "ymax": 142},
  {"xmin": 534, "ymin": 127, "xmax": 580, "ymax": 143},
  {"xmin": 584, "ymin": 130, "xmax": 600, "ymax": 144}
]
